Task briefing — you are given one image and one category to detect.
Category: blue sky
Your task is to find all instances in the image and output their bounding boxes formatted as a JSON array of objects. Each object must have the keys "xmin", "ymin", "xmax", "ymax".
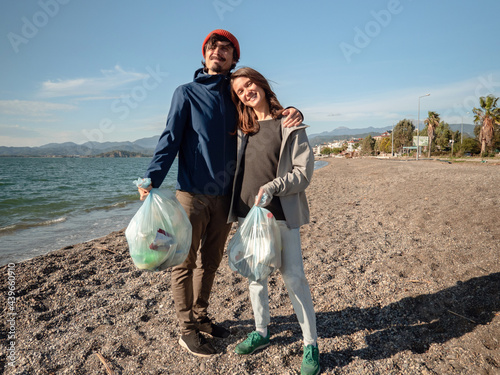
[{"xmin": 1, "ymin": 0, "xmax": 499, "ymax": 147}]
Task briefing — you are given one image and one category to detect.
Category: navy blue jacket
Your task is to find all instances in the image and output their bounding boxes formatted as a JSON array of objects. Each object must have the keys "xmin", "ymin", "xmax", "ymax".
[{"xmin": 145, "ymin": 68, "xmax": 237, "ymax": 195}]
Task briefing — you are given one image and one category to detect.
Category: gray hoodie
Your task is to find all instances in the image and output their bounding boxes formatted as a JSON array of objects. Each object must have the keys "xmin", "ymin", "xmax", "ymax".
[{"xmin": 228, "ymin": 119, "xmax": 315, "ymax": 228}]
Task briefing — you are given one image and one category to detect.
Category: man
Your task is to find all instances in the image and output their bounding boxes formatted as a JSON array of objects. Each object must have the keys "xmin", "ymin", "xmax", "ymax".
[{"xmin": 139, "ymin": 29, "xmax": 302, "ymax": 357}]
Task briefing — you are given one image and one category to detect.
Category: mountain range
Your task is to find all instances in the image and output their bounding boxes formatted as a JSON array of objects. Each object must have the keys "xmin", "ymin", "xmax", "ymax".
[
  {"xmin": 307, "ymin": 126, "xmax": 392, "ymax": 145},
  {"xmin": 0, "ymin": 124, "xmax": 477, "ymax": 157},
  {"xmin": 0, "ymin": 136, "xmax": 160, "ymax": 157},
  {"xmin": 307, "ymin": 124, "xmax": 476, "ymax": 145}
]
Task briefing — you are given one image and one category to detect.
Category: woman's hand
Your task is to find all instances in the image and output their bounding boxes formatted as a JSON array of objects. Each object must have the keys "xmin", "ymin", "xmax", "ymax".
[
  {"xmin": 255, "ymin": 187, "xmax": 273, "ymax": 207},
  {"xmin": 138, "ymin": 185, "xmax": 152, "ymax": 201}
]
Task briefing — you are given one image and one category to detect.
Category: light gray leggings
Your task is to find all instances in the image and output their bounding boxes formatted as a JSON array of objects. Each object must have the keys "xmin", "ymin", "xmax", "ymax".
[{"xmin": 247, "ymin": 220, "xmax": 318, "ymax": 345}]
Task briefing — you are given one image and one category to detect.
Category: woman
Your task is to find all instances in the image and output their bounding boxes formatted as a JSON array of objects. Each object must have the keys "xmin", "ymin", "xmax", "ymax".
[{"xmin": 228, "ymin": 67, "xmax": 320, "ymax": 375}]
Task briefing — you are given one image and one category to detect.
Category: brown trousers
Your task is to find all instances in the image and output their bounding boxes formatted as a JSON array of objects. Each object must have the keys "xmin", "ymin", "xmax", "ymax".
[{"xmin": 172, "ymin": 191, "xmax": 232, "ymax": 335}]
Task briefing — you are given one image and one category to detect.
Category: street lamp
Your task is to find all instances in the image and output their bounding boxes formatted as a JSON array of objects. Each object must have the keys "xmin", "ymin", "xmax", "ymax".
[
  {"xmin": 461, "ymin": 111, "xmax": 469, "ymax": 144},
  {"xmin": 391, "ymin": 123, "xmax": 395, "ymax": 156},
  {"xmin": 417, "ymin": 93, "xmax": 430, "ymax": 160}
]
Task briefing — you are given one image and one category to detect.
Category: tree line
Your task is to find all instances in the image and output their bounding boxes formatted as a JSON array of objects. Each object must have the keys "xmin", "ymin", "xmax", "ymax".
[{"xmin": 358, "ymin": 95, "xmax": 500, "ymax": 157}]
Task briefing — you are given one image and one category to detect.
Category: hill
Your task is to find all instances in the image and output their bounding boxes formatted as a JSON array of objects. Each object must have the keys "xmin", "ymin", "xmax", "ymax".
[
  {"xmin": 307, "ymin": 124, "xmax": 477, "ymax": 146},
  {"xmin": 0, "ymin": 136, "xmax": 159, "ymax": 157},
  {"xmin": 93, "ymin": 150, "xmax": 151, "ymax": 158},
  {"xmin": 308, "ymin": 126, "xmax": 392, "ymax": 145},
  {"xmin": 0, "ymin": 124, "xmax": 477, "ymax": 156}
]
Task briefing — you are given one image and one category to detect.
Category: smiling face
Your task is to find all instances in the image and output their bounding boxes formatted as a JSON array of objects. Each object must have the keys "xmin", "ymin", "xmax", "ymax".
[
  {"xmin": 231, "ymin": 76, "xmax": 268, "ymax": 114},
  {"xmin": 230, "ymin": 67, "xmax": 284, "ymax": 133},
  {"xmin": 204, "ymin": 41, "xmax": 235, "ymax": 75}
]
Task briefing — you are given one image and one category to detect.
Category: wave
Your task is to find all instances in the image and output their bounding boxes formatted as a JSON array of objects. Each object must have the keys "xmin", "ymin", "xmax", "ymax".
[
  {"xmin": 111, "ymin": 201, "xmax": 131, "ymax": 208},
  {"xmin": 0, "ymin": 216, "xmax": 67, "ymax": 236},
  {"xmin": 83, "ymin": 198, "xmax": 139, "ymax": 213}
]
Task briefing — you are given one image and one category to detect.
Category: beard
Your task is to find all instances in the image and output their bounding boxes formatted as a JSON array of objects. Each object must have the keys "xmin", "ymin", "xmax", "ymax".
[
  {"xmin": 207, "ymin": 55, "xmax": 231, "ymax": 74},
  {"xmin": 210, "ymin": 62, "xmax": 224, "ymax": 73}
]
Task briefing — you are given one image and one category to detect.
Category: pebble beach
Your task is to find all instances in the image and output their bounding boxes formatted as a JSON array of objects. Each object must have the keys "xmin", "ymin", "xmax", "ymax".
[{"xmin": 1, "ymin": 158, "xmax": 499, "ymax": 374}]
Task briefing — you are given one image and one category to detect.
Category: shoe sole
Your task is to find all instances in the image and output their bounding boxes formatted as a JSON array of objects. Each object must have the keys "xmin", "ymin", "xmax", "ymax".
[
  {"xmin": 235, "ymin": 342, "xmax": 270, "ymax": 355},
  {"xmin": 178, "ymin": 337, "xmax": 215, "ymax": 357},
  {"xmin": 301, "ymin": 365, "xmax": 321, "ymax": 375}
]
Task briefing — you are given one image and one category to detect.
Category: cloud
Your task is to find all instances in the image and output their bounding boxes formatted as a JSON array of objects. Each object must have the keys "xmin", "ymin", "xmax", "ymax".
[
  {"xmin": 0, "ymin": 124, "xmax": 42, "ymax": 138},
  {"xmin": 74, "ymin": 96, "xmax": 122, "ymax": 102},
  {"xmin": 0, "ymin": 125, "xmax": 47, "ymax": 146},
  {"xmin": 303, "ymin": 72, "xmax": 500, "ymax": 126},
  {"xmin": 0, "ymin": 100, "xmax": 77, "ymax": 117},
  {"xmin": 39, "ymin": 65, "xmax": 148, "ymax": 98}
]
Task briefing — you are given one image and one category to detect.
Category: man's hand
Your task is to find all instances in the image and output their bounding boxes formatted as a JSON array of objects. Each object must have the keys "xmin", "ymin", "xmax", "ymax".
[
  {"xmin": 138, "ymin": 185, "xmax": 152, "ymax": 201},
  {"xmin": 282, "ymin": 107, "xmax": 303, "ymax": 128}
]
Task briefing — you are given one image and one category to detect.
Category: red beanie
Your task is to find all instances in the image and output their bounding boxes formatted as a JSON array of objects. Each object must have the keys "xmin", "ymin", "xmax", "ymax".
[{"xmin": 202, "ymin": 29, "xmax": 240, "ymax": 60}]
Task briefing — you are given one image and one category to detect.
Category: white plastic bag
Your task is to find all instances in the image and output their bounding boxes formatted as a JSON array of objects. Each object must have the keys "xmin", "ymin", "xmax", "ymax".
[
  {"xmin": 126, "ymin": 185, "xmax": 192, "ymax": 271},
  {"xmin": 227, "ymin": 205, "xmax": 282, "ymax": 281}
]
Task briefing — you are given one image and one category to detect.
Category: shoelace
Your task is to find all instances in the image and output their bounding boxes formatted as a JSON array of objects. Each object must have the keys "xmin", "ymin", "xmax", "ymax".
[
  {"xmin": 304, "ymin": 346, "xmax": 316, "ymax": 364},
  {"xmin": 196, "ymin": 331, "xmax": 208, "ymax": 345},
  {"xmin": 247, "ymin": 331, "xmax": 263, "ymax": 344}
]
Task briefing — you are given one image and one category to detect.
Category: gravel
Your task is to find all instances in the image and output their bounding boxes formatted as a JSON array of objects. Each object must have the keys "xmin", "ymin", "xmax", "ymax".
[{"xmin": 1, "ymin": 158, "xmax": 499, "ymax": 374}]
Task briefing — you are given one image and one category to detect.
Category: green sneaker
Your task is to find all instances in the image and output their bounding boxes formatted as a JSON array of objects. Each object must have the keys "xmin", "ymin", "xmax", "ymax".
[
  {"xmin": 234, "ymin": 331, "xmax": 270, "ymax": 355},
  {"xmin": 301, "ymin": 344, "xmax": 320, "ymax": 375}
]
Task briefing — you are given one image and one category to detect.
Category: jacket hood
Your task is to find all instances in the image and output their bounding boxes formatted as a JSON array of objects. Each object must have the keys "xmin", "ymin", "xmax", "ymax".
[
  {"xmin": 193, "ymin": 68, "xmax": 231, "ymax": 90},
  {"xmin": 280, "ymin": 120, "xmax": 309, "ymax": 138}
]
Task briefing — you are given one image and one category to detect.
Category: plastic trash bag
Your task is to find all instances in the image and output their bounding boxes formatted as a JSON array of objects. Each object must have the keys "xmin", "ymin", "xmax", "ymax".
[
  {"xmin": 126, "ymin": 179, "xmax": 192, "ymax": 271},
  {"xmin": 227, "ymin": 205, "xmax": 282, "ymax": 282}
]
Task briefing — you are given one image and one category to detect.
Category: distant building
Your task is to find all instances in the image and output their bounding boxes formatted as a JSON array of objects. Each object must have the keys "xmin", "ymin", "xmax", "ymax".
[
  {"xmin": 315, "ymin": 141, "xmax": 346, "ymax": 155},
  {"xmin": 373, "ymin": 131, "xmax": 392, "ymax": 141},
  {"xmin": 329, "ymin": 141, "xmax": 344, "ymax": 149},
  {"xmin": 347, "ymin": 138, "xmax": 362, "ymax": 152},
  {"xmin": 314, "ymin": 145, "xmax": 323, "ymax": 155}
]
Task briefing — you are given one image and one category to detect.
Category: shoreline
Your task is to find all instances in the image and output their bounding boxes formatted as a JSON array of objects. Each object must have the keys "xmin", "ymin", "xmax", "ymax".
[
  {"xmin": 1, "ymin": 158, "xmax": 499, "ymax": 374},
  {"xmin": 0, "ymin": 160, "xmax": 328, "ymax": 267},
  {"xmin": 0, "ymin": 200, "xmax": 143, "ymax": 267}
]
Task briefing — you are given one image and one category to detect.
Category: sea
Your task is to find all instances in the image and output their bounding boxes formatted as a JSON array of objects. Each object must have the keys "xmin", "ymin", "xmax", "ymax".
[{"xmin": 0, "ymin": 157, "xmax": 328, "ymax": 266}]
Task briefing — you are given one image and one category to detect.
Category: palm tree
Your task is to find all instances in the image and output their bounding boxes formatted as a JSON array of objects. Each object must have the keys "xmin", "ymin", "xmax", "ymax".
[
  {"xmin": 424, "ymin": 111, "xmax": 440, "ymax": 158},
  {"xmin": 473, "ymin": 95, "xmax": 500, "ymax": 155}
]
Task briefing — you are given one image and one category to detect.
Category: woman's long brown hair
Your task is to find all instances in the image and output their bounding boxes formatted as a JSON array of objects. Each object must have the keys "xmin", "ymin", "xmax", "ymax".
[{"xmin": 230, "ymin": 67, "xmax": 284, "ymax": 134}]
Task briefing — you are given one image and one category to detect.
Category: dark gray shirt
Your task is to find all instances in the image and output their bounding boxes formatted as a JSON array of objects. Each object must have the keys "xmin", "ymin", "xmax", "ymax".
[{"xmin": 234, "ymin": 118, "xmax": 286, "ymax": 220}]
